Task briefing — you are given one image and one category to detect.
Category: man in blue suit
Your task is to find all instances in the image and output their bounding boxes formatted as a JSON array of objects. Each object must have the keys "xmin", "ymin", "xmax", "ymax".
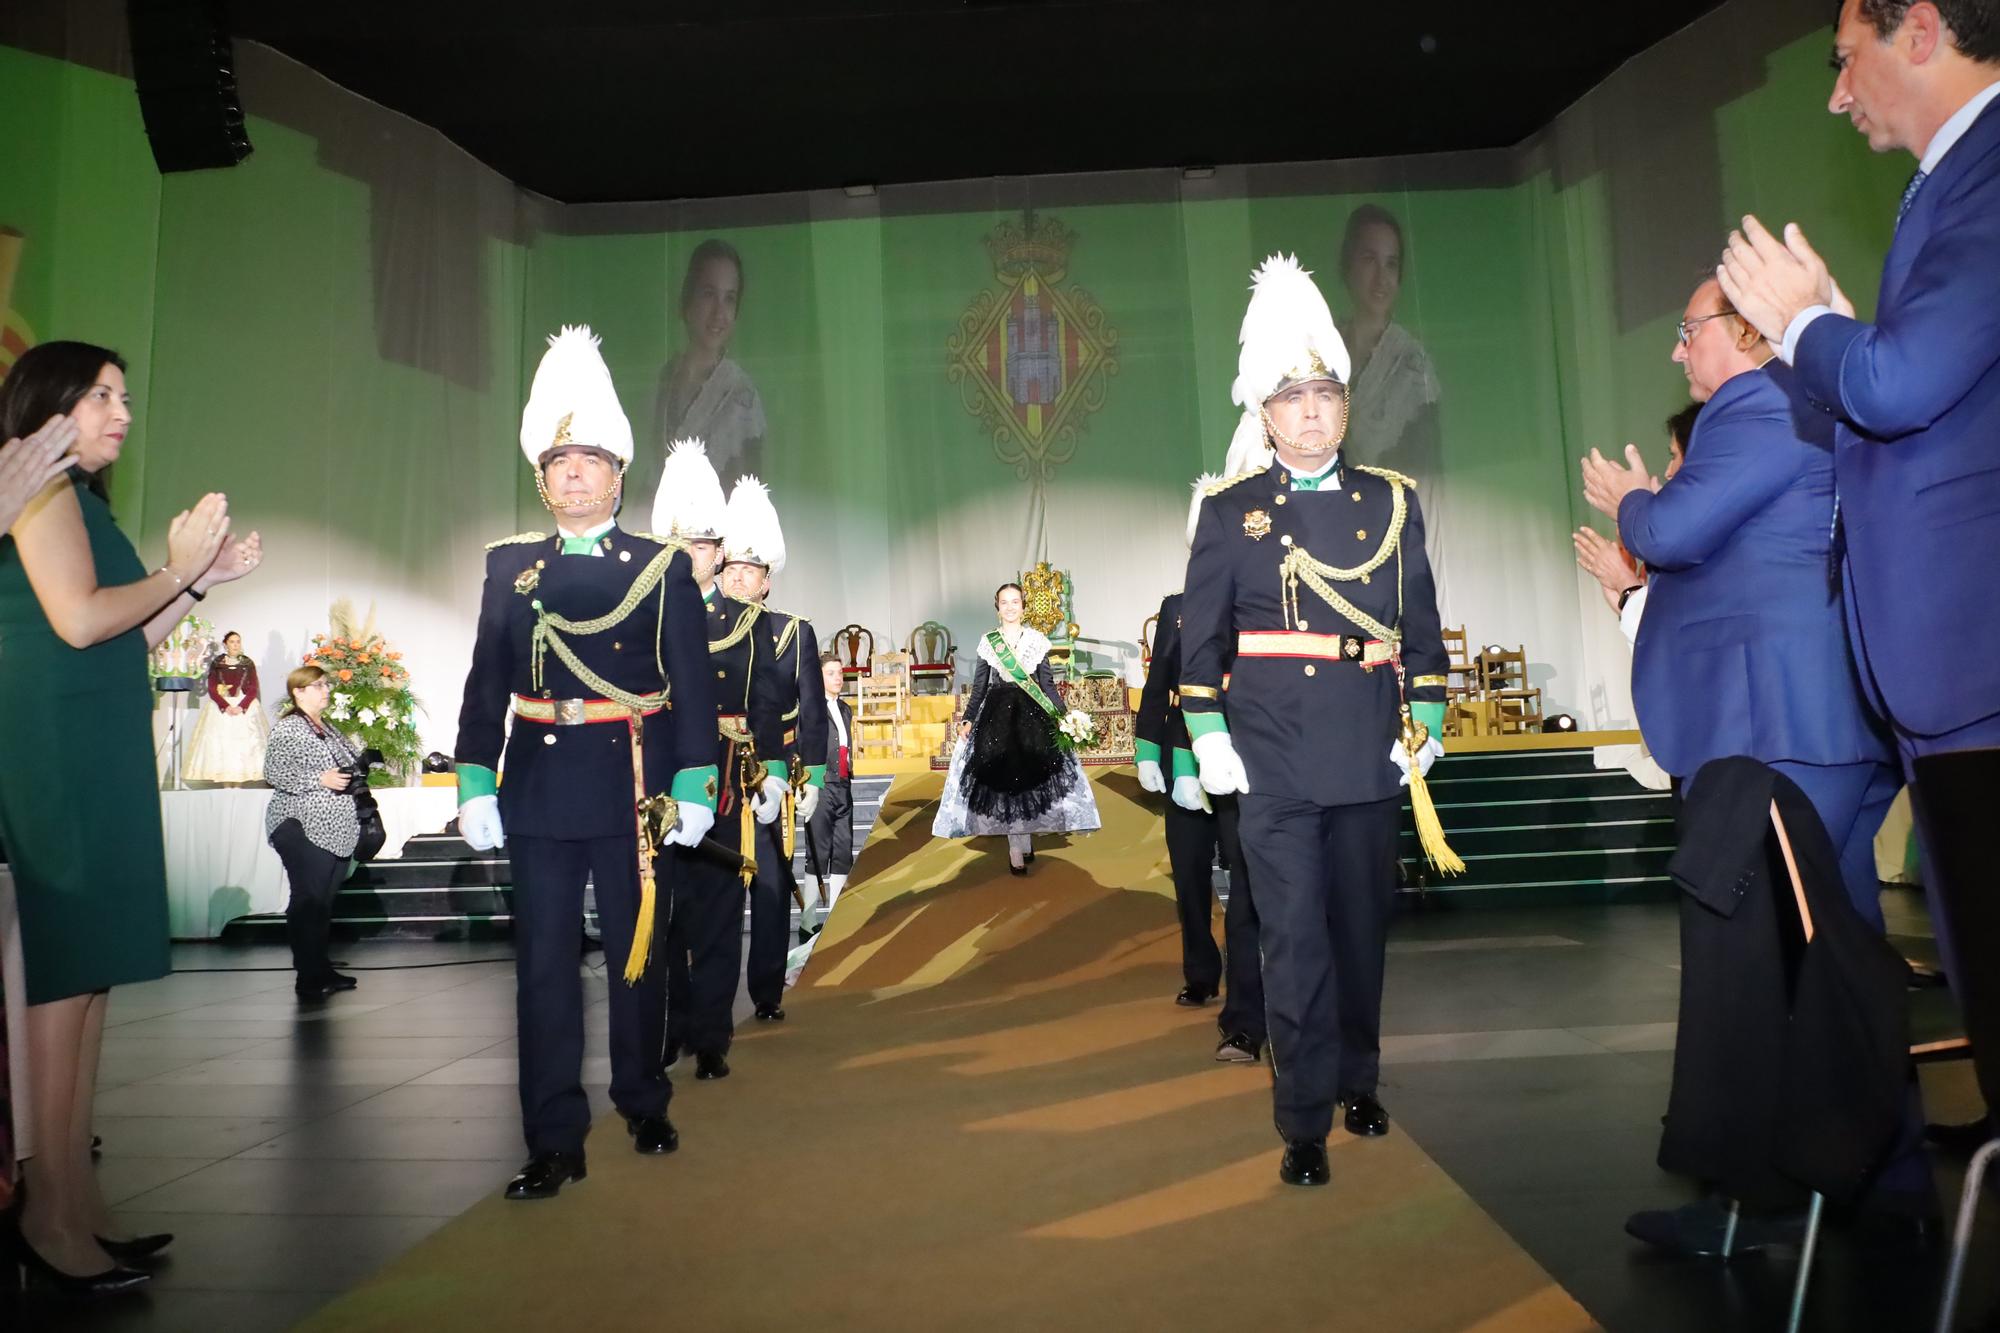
[
  {"xmin": 1584, "ymin": 279, "xmax": 1922, "ymax": 1250},
  {"xmin": 1585, "ymin": 279, "xmax": 1899, "ymax": 920},
  {"xmin": 1720, "ymin": 0, "xmax": 2000, "ymax": 1148}
]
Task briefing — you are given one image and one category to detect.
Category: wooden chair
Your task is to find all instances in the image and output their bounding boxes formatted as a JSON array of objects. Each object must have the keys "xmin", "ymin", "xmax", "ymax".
[
  {"xmin": 906, "ymin": 621, "xmax": 957, "ymax": 695},
  {"xmin": 829, "ymin": 624, "xmax": 874, "ymax": 695},
  {"xmin": 1140, "ymin": 613, "xmax": 1159, "ymax": 670},
  {"xmin": 853, "ymin": 672, "xmax": 906, "ymax": 757},
  {"xmin": 1440, "ymin": 625, "xmax": 1477, "ymax": 737},
  {"xmin": 1476, "ymin": 645, "xmax": 1543, "ymax": 734}
]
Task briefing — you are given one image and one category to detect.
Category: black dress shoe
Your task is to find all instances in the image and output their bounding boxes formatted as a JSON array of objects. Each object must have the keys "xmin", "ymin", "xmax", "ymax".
[
  {"xmin": 16, "ymin": 1240, "xmax": 151, "ymax": 1296},
  {"xmin": 1279, "ymin": 1138, "xmax": 1331, "ymax": 1187},
  {"xmin": 1924, "ymin": 1116, "xmax": 1997, "ymax": 1154},
  {"xmin": 95, "ymin": 1232, "xmax": 174, "ymax": 1261},
  {"xmin": 1624, "ymin": 1198, "xmax": 1805, "ymax": 1257},
  {"xmin": 1214, "ymin": 1032, "xmax": 1261, "ymax": 1063},
  {"xmin": 626, "ymin": 1115, "xmax": 680, "ymax": 1155},
  {"xmin": 294, "ymin": 980, "xmax": 337, "ymax": 1000},
  {"xmin": 754, "ymin": 1003, "xmax": 786, "ymax": 1022},
  {"xmin": 1174, "ymin": 985, "xmax": 1215, "ymax": 1008},
  {"xmin": 505, "ymin": 1151, "xmax": 587, "ymax": 1200},
  {"xmin": 1009, "ymin": 862, "xmax": 1028, "ymax": 876},
  {"xmin": 1343, "ymin": 1092, "xmax": 1390, "ymax": 1137},
  {"xmin": 324, "ymin": 971, "xmax": 358, "ymax": 991},
  {"xmin": 695, "ymin": 1050, "xmax": 730, "ymax": 1081}
]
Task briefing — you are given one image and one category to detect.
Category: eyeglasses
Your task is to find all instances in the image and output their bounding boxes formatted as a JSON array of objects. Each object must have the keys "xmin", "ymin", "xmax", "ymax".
[{"xmin": 1676, "ymin": 310, "xmax": 1738, "ymax": 345}]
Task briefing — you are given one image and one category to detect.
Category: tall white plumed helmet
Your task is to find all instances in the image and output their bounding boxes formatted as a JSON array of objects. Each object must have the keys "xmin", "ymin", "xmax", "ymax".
[
  {"xmin": 720, "ymin": 475, "xmax": 786, "ymax": 574},
  {"xmin": 1186, "ymin": 472, "xmax": 1220, "ymax": 548},
  {"xmin": 1224, "ymin": 254, "xmax": 1351, "ymax": 474},
  {"xmin": 519, "ymin": 325, "xmax": 634, "ymax": 469},
  {"xmin": 651, "ymin": 438, "xmax": 727, "ymax": 540}
]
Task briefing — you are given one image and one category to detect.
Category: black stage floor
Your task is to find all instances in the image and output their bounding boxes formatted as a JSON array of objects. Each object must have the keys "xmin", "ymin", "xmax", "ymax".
[{"xmin": 9, "ymin": 885, "xmax": 1992, "ymax": 1332}]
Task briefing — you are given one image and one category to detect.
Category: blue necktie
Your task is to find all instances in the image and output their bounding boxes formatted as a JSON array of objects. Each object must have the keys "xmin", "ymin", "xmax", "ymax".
[{"xmin": 1897, "ymin": 169, "xmax": 1928, "ymax": 225}]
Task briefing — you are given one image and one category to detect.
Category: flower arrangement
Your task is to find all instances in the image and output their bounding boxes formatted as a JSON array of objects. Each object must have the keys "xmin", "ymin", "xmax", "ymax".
[
  {"xmin": 302, "ymin": 600, "xmax": 422, "ymax": 782},
  {"xmin": 149, "ymin": 613, "xmax": 215, "ymax": 679},
  {"xmin": 1056, "ymin": 707, "xmax": 1100, "ymax": 751}
]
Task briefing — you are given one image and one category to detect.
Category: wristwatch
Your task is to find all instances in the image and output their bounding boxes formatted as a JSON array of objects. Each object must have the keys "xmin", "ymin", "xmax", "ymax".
[{"xmin": 1616, "ymin": 584, "xmax": 1641, "ymax": 612}]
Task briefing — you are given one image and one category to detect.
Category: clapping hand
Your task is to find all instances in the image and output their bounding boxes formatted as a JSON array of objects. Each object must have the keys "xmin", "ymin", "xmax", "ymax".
[
  {"xmin": 200, "ymin": 530, "xmax": 263, "ymax": 590},
  {"xmin": 1573, "ymin": 526, "xmax": 1641, "ymax": 611},
  {"xmin": 1580, "ymin": 445, "xmax": 1659, "ymax": 519},
  {"xmin": 1717, "ymin": 216, "xmax": 1840, "ymax": 345},
  {"xmin": 0, "ymin": 415, "xmax": 81, "ymax": 532},
  {"xmin": 165, "ymin": 493, "xmax": 230, "ymax": 584}
]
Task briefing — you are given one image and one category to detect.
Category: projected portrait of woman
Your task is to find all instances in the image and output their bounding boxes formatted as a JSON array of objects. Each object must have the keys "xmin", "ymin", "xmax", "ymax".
[
  {"xmin": 1336, "ymin": 204, "xmax": 1442, "ymax": 490},
  {"xmin": 651, "ymin": 238, "xmax": 767, "ymax": 490}
]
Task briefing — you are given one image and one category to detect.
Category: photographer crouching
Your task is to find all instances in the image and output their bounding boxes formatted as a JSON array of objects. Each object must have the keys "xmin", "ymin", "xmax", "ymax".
[{"xmin": 263, "ymin": 664, "xmax": 372, "ymax": 999}]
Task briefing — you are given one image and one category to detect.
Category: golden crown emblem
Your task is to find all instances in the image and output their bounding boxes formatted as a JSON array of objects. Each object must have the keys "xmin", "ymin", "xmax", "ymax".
[{"xmin": 982, "ymin": 214, "xmax": 1076, "ymax": 285}]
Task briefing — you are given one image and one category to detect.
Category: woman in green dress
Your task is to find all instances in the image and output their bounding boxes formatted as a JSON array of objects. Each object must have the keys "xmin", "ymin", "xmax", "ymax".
[{"xmin": 0, "ymin": 341, "xmax": 261, "ymax": 1293}]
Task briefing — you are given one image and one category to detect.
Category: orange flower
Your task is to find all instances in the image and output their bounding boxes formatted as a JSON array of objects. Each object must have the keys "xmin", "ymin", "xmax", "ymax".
[
  {"xmin": 338, "ymin": 669, "xmax": 353, "ymax": 681},
  {"xmin": 389, "ymin": 652, "xmax": 403, "ymax": 661},
  {"xmin": 356, "ymin": 653, "xmax": 372, "ymax": 664}
]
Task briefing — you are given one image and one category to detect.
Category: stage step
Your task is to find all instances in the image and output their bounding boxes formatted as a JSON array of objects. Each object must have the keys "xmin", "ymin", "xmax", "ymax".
[
  {"xmin": 217, "ymin": 779, "xmax": 897, "ymax": 944},
  {"xmin": 1398, "ymin": 747, "xmax": 1675, "ymax": 906}
]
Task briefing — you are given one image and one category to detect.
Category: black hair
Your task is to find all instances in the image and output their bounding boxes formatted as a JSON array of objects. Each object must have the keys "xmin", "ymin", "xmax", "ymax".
[
  {"xmin": 993, "ymin": 582, "xmax": 1024, "ymax": 608},
  {"xmin": 0, "ymin": 340, "xmax": 127, "ymax": 503},
  {"xmin": 1666, "ymin": 401, "xmax": 1703, "ymax": 457},
  {"xmin": 1852, "ymin": 0, "xmax": 2000, "ymax": 63}
]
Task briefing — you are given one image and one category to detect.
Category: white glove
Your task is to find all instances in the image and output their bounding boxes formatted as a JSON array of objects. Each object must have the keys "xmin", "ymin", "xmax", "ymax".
[
  {"xmin": 665, "ymin": 801, "xmax": 715, "ymax": 848},
  {"xmin": 1171, "ymin": 774, "xmax": 1212, "ymax": 812},
  {"xmin": 1191, "ymin": 730, "xmax": 1250, "ymax": 795},
  {"xmin": 796, "ymin": 782, "xmax": 822, "ymax": 822},
  {"xmin": 751, "ymin": 773, "xmax": 789, "ymax": 826},
  {"xmin": 1389, "ymin": 736, "xmax": 1444, "ymax": 787},
  {"xmin": 1136, "ymin": 758, "xmax": 1167, "ymax": 793},
  {"xmin": 458, "ymin": 795, "xmax": 505, "ymax": 852}
]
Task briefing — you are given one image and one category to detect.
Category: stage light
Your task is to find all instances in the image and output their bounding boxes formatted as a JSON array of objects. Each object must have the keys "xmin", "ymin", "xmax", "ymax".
[
  {"xmin": 1484, "ymin": 644, "xmax": 1505, "ymax": 656},
  {"xmin": 1182, "ymin": 166, "xmax": 1215, "ymax": 180},
  {"xmin": 843, "ymin": 183, "xmax": 877, "ymax": 198},
  {"xmin": 422, "ymin": 751, "xmax": 454, "ymax": 773},
  {"xmin": 1545, "ymin": 714, "xmax": 1577, "ymax": 732}
]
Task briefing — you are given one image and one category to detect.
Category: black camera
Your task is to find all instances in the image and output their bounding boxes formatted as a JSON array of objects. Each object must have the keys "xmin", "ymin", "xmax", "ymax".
[{"xmin": 341, "ymin": 747, "xmax": 387, "ymax": 791}]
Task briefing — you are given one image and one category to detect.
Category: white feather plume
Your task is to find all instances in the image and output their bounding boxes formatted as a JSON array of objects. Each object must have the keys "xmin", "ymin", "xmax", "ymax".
[
  {"xmin": 650, "ymin": 437, "xmax": 727, "ymax": 539},
  {"xmin": 1230, "ymin": 254, "xmax": 1350, "ymax": 411},
  {"xmin": 1186, "ymin": 472, "xmax": 1221, "ymax": 548},
  {"xmin": 519, "ymin": 324, "xmax": 633, "ymax": 468},
  {"xmin": 721, "ymin": 475, "xmax": 787, "ymax": 575},
  {"xmin": 1223, "ymin": 408, "xmax": 1273, "ymax": 478}
]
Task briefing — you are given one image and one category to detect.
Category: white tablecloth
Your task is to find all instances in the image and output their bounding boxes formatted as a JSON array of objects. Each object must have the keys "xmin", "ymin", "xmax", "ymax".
[{"xmin": 160, "ymin": 787, "xmax": 459, "ymax": 938}]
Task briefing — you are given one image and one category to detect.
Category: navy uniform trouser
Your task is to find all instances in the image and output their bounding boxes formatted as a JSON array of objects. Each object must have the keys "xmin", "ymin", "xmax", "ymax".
[
  {"xmin": 1163, "ymin": 794, "xmax": 1265, "ymax": 1041},
  {"xmin": 665, "ymin": 802, "xmax": 749, "ymax": 1055},
  {"xmin": 509, "ymin": 832, "xmax": 668, "ymax": 1156},
  {"xmin": 747, "ymin": 818, "xmax": 796, "ymax": 1010},
  {"xmin": 1237, "ymin": 792, "xmax": 1400, "ymax": 1143}
]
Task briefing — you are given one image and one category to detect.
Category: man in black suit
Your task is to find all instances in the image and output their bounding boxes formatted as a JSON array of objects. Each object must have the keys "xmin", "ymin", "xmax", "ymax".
[
  {"xmin": 454, "ymin": 327, "xmax": 718, "ymax": 1200},
  {"xmin": 803, "ymin": 652, "xmax": 856, "ymax": 934},
  {"xmin": 716, "ymin": 476, "xmax": 828, "ymax": 1022},
  {"xmin": 1181, "ymin": 257, "xmax": 1450, "ymax": 1188},
  {"xmin": 652, "ymin": 442, "xmax": 789, "ymax": 1081},
  {"xmin": 1136, "ymin": 516, "xmax": 1264, "ymax": 1061}
]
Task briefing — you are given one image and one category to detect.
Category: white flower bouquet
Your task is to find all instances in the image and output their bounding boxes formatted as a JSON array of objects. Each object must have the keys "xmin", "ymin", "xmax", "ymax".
[{"xmin": 1056, "ymin": 707, "xmax": 1100, "ymax": 750}]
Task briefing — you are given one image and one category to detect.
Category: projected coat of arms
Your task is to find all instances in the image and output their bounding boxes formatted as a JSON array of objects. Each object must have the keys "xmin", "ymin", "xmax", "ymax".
[{"xmin": 946, "ymin": 213, "xmax": 1120, "ymax": 482}]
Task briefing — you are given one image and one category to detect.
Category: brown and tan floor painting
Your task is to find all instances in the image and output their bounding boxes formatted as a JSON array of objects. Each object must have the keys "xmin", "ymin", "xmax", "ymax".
[{"xmin": 299, "ymin": 771, "xmax": 1599, "ymax": 1332}]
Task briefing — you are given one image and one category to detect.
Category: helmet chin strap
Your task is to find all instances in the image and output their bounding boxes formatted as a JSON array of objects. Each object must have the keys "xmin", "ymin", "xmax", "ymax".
[
  {"xmin": 1260, "ymin": 398, "xmax": 1350, "ymax": 458},
  {"xmin": 534, "ymin": 458, "xmax": 627, "ymax": 516}
]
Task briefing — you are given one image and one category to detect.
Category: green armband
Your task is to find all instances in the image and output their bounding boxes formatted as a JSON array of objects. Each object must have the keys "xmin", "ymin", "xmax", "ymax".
[
  {"xmin": 1184, "ymin": 711, "xmax": 1230, "ymax": 741},
  {"xmin": 671, "ymin": 765, "xmax": 720, "ymax": 810},
  {"xmin": 1170, "ymin": 746, "xmax": 1198, "ymax": 781},
  {"xmin": 1134, "ymin": 738, "xmax": 1162, "ymax": 766},
  {"xmin": 764, "ymin": 759, "xmax": 787, "ymax": 785},
  {"xmin": 806, "ymin": 764, "xmax": 827, "ymax": 789},
  {"xmin": 456, "ymin": 763, "xmax": 497, "ymax": 803},
  {"xmin": 1412, "ymin": 701, "xmax": 1446, "ymax": 739}
]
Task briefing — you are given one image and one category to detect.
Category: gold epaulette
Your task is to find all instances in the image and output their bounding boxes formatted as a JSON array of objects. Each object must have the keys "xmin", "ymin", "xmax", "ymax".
[
  {"xmin": 772, "ymin": 611, "xmax": 802, "ymax": 656},
  {"xmin": 709, "ymin": 602, "xmax": 761, "ymax": 654},
  {"xmin": 1353, "ymin": 464, "xmax": 1417, "ymax": 490},
  {"xmin": 1202, "ymin": 470, "xmax": 1263, "ymax": 497},
  {"xmin": 629, "ymin": 531, "xmax": 686, "ymax": 551},
  {"xmin": 486, "ymin": 531, "xmax": 548, "ymax": 550}
]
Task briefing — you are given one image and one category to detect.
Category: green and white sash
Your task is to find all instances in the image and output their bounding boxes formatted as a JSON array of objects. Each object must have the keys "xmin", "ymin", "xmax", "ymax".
[{"xmin": 983, "ymin": 630, "xmax": 1061, "ymax": 720}]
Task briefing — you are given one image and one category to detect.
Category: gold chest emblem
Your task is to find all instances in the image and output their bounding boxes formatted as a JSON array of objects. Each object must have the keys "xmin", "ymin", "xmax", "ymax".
[
  {"xmin": 1243, "ymin": 509, "xmax": 1272, "ymax": 541},
  {"xmin": 514, "ymin": 560, "xmax": 545, "ymax": 596}
]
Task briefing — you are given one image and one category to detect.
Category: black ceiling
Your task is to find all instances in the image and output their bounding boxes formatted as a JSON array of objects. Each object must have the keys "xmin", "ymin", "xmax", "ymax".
[{"xmin": 223, "ymin": 0, "xmax": 1734, "ymax": 204}]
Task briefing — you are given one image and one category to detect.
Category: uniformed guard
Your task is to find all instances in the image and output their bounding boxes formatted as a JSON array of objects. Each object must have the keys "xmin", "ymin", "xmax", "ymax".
[
  {"xmin": 716, "ymin": 476, "xmax": 829, "ymax": 1022},
  {"xmin": 1135, "ymin": 477, "xmax": 1264, "ymax": 1062},
  {"xmin": 1180, "ymin": 256, "xmax": 1457, "ymax": 1188},
  {"xmin": 651, "ymin": 441, "xmax": 789, "ymax": 1079},
  {"xmin": 454, "ymin": 326, "xmax": 719, "ymax": 1200}
]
